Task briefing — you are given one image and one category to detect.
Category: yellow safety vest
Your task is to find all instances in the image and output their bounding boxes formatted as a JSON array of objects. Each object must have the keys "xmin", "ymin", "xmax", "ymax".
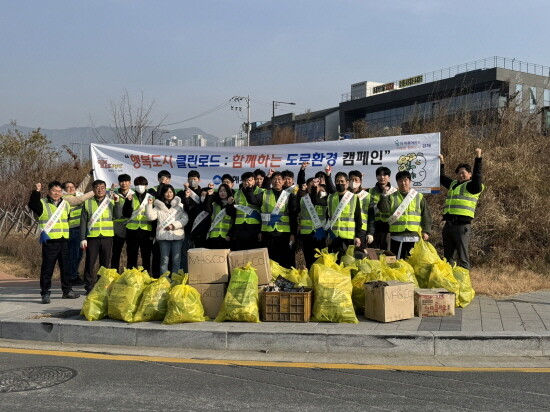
[
  {"xmin": 126, "ymin": 195, "xmax": 152, "ymax": 231},
  {"xmin": 67, "ymin": 196, "xmax": 83, "ymax": 229},
  {"xmin": 84, "ymin": 198, "xmax": 114, "ymax": 237},
  {"xmin": 299, "ymin": 197, "xmax": 326, "ymax": 235},
  {"xmin": 444, "ymin": 181, "xmax": 484, "ymax": 218},
  {"xmin": 261, "ymin": 190, "xmax": 290, "ymax": 233},
  {"xmin": 388, "ymin": 191, "xmax": 423, "ymax": 234},
  {"xmin": 327, "ymin": 193, "xmax": 357, "ymax": 240},
  {"xmin": 38, "ymin": 199, "xmax": 70, "ymax": 239},
  {"xmin": 234, "ymin": 187, "xmax": 263, "ymax": 225},
  {"xmin": 357, "ymin": 191, "xmax": 371, "ymax": 232},
  {"xmin": 369, "ymin": 186, "xmax": 391, "ymax": 222},
  {"xmin": 208, "ymin": 203, "xmax": 233, "ymax": 239}
]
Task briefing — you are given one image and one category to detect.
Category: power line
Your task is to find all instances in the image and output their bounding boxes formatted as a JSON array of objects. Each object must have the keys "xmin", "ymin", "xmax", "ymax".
[{"xmin": 159, "ymin": 100, "xmax": 233, "ymax": 127}]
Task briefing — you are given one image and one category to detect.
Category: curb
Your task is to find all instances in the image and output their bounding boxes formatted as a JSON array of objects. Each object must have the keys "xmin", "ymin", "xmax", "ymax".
[{"xmin": 2, "ymin": 319, "xmax": 549, "ymax": 357}]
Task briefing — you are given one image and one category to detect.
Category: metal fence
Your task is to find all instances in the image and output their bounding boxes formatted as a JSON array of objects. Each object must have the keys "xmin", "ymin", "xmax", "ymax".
[
  {"xmin": 0, "ymin": 206, "xmax": 39, "ymax": 239},
  {"xmin": 341, "ymin": 56, "xmax": 550, "ymax": 102}
]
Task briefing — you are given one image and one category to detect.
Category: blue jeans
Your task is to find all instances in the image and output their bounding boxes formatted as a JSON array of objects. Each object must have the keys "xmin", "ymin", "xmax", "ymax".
[
  {"xmin": 158, "ymin": 239, "xmax": 183, "ymax": 275},
  {"xmin": 68, "ymin": 226, "xmax": 83, "ymax": 279}
]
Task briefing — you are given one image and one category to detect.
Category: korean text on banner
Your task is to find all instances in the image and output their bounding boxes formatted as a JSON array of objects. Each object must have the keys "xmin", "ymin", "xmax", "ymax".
[{"xmin": 91, "ymin": 133, "xmax": 440, "ymax": 193}]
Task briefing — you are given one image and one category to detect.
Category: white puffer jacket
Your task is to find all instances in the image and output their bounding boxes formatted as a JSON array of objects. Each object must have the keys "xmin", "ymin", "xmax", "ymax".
[{"xmin": 145, "ymin": 197, "xmax": 189, "ymax": 241}]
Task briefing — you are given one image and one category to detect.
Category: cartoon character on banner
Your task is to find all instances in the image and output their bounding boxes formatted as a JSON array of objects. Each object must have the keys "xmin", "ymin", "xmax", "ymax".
[{"xmin": 397, "ymin": 152, "xmax": 427, "ymax": 186}]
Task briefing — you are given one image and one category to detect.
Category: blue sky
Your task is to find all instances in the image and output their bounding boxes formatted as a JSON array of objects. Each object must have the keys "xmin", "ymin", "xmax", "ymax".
[{"xmin": 1, "ymin": 0, "xmax": 548, "ymax": 138}]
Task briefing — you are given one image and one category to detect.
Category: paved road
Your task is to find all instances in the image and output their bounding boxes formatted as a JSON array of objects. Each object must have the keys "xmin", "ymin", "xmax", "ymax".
[{"xmin": 2, "ymin": 349, "xmax": 550, "ymax": 411}]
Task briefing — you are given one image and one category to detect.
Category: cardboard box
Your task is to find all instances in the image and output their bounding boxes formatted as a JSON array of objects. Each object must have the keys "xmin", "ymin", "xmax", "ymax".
[
  {"xmin": 192, "ymin": 283, "xmax": 226, "ymax": 320},
  {"xmin": 228, "ymin": 248, "xmax": 272, "ymax": 285},
  {"xmin": 414, "ymin": 288, "xmax": 456, "ymax": 317},
  {"xmin": 364, "ymin": 281, "xmax": 414, "ymax": 322},
  {"xmin": 187, "ymin": 248, "xmax": 230, "ymax": 284},
  {"xmin": 365, "ymin": 248, "xmax": 397, "ymax": 263}
]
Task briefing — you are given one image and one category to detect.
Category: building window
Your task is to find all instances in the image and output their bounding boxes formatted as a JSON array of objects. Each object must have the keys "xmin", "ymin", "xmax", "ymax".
[
  {"xmin": 515, "ymin": 84, "xmax": 523, "ymax": 111},
  {"xmin": 544, "ymin": 89, "xmax": 550, "ymax": 107},
  {"xmin": 529, "ymin": 87, "xmax": 537, "ymax": 113}
]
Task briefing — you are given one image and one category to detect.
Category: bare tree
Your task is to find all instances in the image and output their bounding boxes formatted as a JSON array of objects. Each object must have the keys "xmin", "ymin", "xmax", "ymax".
[{"xmin": 92, "ymin": 90, "xmax": 166, "ymax": 144}]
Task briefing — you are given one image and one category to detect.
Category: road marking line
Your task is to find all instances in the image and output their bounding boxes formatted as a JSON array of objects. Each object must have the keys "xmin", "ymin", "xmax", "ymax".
[{"xmin": 1, "ymin": 347, "xmax": 549, "ymax": 372}]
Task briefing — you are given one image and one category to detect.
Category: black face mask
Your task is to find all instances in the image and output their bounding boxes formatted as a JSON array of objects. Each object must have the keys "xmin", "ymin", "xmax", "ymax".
[{"xmin": 335, "ymin": 184, "xmax": 346, "ymax": 192}]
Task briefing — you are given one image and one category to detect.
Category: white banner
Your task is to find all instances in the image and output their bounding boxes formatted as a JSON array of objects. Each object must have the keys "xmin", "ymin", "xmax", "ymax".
[{"xmin": 91, "ymin": 133, "xmax": 441, "ymax": 193}]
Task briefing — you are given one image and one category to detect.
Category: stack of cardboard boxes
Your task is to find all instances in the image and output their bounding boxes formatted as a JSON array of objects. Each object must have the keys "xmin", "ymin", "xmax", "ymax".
[{"xmin": 187, "ymin": 248, "xmax": 272, "ymax": 319}]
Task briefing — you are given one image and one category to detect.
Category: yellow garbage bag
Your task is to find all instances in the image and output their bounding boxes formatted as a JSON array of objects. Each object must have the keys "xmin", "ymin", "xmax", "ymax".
[
  {"xmin": 428, "ymin": 260, "xmax": 460, "ymax": 306},
  {"xmin": 311, "ymin": 264, "xmax": 358, "ymax": 323},
  {"xmin": 285, "ymin": 267, "xmax": 313, "ymax": 288},
  {"xmin": 170, "ymin": 270, "xmax": 188, "ymax": 286},
  {"xmin": 133, "ymin": 276, "xmax": 172, "ymax": 322},
  {"xmin": 108, "ymin": 268, "xmax": 152, "ymax": 322},
  {"xmin": 312, "ymin": 248, "xmax": 339, "ymax": 269},
  {"xmin": 81, "ymin": 267, "xmax": 120, "ymax": 321},
  {"xmin": 406, "ymin": 240, "xmax": 441, "ymax": 288},
  {"xmin": 385, "ymin": 259, "xmax": 419, "ymax": 287},
  {"xmin": 270, "ymin": 259, "xmax": 290, "ymax": 282},
  {"xmin": 340, "ymin": 245, "xmax": 356, "ymax": 267},
  {"xmin": 215, "ymin": 263, "xmax": 260, "ymax": 323},
  {"xmin": 452, "ymin": 266, "xmax": 476, "ymax": 308},
  {"xmin": 351, "ymin": 269, "xmax": 387, "ymax": 311},
  {"xmin": 163, "ymin": 284, "xmax": 207, "ymax": 324},
  {"xmin": 356, "ymin": 258, "xmax": 382, "ymax": 277}
]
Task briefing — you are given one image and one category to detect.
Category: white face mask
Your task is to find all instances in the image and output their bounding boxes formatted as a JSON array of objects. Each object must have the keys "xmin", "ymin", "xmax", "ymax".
[
  {"xmin": 135, "ymin": 185, "xmax": 146, "ymax": 194},
  {"xmin": 351, "ymin": 181, "xmax": 361, "ymax": 190},
  {"xmin": 189, "ymin": 180, "xmax": 198, "ymax": 188},
  {"xmin": 319, "ymin": 191, "xmax": 327, "ymax": 198}
]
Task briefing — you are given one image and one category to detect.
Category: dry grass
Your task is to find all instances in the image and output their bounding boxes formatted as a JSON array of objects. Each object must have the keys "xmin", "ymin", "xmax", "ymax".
[
  {"xmin": 0, "ymin": 234, "xmax": 44, "ymax": 278},
  {"xmin": 0, "ymin": 255, "xmax": 35, "ymax": 278},
  {"xmin": 471, "ymin": 265, "xmax": 550, "ymax": 298}
]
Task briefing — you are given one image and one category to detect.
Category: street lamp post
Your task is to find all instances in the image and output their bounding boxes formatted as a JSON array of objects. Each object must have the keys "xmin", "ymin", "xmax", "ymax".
[{"xmin": 272, "ymin": 101, "xmax": 296, "ymax": 117}]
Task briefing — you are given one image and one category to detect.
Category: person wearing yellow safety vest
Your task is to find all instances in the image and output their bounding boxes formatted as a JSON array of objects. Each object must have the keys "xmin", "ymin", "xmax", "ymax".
[
  {"xmin": 61, "ymin": 171, "xmax": 92, "ymax": 286},
  {"xmin": 225, "ymin": 171, "xmax": 264, "ymax": 251},
  {"xmin": 80, "ymin": 180, "xmax": 119, "ymax": 293},
  {"xmin": 368, "ymin": 166, "xmax": 395, "ymax": 251},
  {"xmin": 296, "ymin": 176, "xmax": 328, "ymax": 268},
  {"xmin": 377, "ymin": 171, "xmax": 433, "ymax": 260},
  {"xmin": 110, "ymin": 173, "xmax": 133, "ymax": 273},
  {"xmin": 203, "ymin": 183, "xmax": 235, "ymax": 249},
  {"xmin": 246, "ymin": 171, "xmax": 297, "ymax": 268},
  {"xmin": 118, "ymin": 176, "xmax": 153, "ymax": 274},
  {"xmin": 317, "ymin": 172, "xmax": 365, "ymax": 260},
  {"xmin": 28, "ymin": 181, "xmax": 85, "ymax": 304},
  {"xmin": 145, "ymin": 184, "xmax": 189, "ymax": 275},
  {"xmin": 348, "ymin": 170, "xmax": 375, "ymax": 250},
  {"xmin": 439, "ymin": 148, "xmax": 484, "ymax": 270}
]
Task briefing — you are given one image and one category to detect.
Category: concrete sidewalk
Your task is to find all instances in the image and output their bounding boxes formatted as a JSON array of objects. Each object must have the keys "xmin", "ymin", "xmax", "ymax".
[{"xmin": 1, "ymin": 272, "xmax": 549, "ymax": 357}]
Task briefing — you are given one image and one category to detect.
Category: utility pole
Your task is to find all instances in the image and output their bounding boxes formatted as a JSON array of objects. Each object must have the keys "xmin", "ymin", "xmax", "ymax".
[{"xmin": 231, "ymin": 95, "xmax": 251, "ymax": 146}]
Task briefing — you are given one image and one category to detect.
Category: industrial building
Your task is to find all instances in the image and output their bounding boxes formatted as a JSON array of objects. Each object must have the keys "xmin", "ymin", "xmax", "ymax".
[
  {"xmin": 250, "ymin": 107, "xmax": 339, "ymax": 146},
  {"xmin": 339, "ymin": 57, "xmax": 550, "ymax": 135},
  {"xmin": 250, "ymin": 57, "xmax": 550, "ymax": 145}
]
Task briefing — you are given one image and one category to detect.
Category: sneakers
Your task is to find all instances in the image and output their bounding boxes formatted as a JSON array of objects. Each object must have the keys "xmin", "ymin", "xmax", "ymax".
[
  {"xmin": 41, "ymin": 294, "xmax": 51, "ymax": 304},
  {"xmin": 71, "ymin": 277, "xmax": 85, "ymax": 286},
  {"xmin": 62, "ymin": 291, "xmax": 80, "ymax": 299}
]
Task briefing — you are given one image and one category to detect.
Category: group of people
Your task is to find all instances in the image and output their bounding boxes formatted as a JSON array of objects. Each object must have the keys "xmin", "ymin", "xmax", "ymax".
[{"xmin": 29, "ymin": 148, "xmax": 484, "ymax": 304}]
